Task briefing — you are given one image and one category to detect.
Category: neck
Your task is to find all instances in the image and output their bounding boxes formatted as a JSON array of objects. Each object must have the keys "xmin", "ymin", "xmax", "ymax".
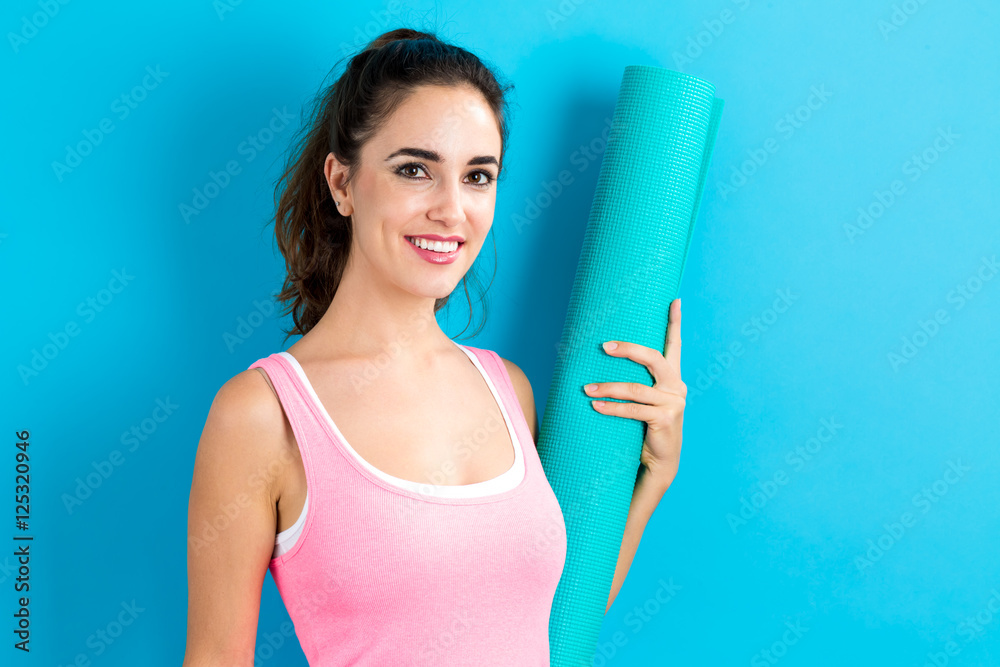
[{"xmin": 301, "ymin": 253, "xmax": 458, "ymax": 365}]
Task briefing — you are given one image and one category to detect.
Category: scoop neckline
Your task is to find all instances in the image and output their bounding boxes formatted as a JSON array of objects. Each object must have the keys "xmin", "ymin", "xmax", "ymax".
[{"xmin": 275, "ymin": 341, "xmax": 527, "ymax": 502}]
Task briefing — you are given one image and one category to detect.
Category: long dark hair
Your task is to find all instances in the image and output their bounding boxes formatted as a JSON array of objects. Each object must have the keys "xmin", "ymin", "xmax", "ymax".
[{"xmin": 270, "ymin": 28, "xmax": 514, "ymax": 344}]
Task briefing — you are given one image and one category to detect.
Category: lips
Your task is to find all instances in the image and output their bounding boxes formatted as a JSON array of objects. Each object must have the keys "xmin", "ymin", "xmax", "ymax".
[{"xmin": 404, "ymin": 235, "xmax": 463, "ymax": 265}]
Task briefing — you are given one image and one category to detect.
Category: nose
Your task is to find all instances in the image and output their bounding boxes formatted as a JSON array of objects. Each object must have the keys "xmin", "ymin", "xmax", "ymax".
[{"xmin": 427, "ymin": 177, "xmax": 465, "ymax": 227}]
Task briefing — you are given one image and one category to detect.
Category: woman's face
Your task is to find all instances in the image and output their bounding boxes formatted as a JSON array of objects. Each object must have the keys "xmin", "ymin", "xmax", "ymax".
[{"xmin": 328, "ymin": 83, "xmax": 502, "ymax": 303}]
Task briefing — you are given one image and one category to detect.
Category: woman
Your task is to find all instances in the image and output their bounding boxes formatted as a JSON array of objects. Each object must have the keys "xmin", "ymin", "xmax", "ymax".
[{"xmin": 184, "ymin": 28, "xmax": 686, "ymax": 665}]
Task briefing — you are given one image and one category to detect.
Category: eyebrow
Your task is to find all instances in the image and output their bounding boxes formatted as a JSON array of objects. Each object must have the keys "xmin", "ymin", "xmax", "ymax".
[{"xmin": 384, "ymin": 147, "xmax": 498, "ymax": 168}]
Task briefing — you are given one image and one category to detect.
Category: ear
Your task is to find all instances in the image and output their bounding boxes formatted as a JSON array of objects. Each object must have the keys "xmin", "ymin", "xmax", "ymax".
[{"xmin": 324, "ymin": 152, "xmax": 354, "ymax": 216}]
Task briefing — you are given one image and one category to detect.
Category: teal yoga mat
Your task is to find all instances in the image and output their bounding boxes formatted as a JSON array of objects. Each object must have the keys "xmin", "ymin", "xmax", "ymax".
[{"xmin": 536, "ymin": 65, "xmax": 723, "ymax": 666}]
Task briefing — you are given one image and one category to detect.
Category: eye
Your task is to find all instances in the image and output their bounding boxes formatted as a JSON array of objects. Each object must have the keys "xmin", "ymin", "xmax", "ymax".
[
  {"xmin": 466, "ymin": 170, "xmax": 495, "ymax": 189},
  {"xmin": 395, "ymin": 162, "xmax": 429, "ymax": 180}
]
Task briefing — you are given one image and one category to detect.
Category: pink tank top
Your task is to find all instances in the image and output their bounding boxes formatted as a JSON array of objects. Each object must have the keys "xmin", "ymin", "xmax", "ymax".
[{"xmin": 247, "ymin": 342, "xmax": 567, "ymax": 665}]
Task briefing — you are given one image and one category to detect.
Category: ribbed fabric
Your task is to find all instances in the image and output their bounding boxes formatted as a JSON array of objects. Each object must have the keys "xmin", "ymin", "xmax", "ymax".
[{"xmin": 247, "ymin": 343, "xmax": 567, "ymax": 665}]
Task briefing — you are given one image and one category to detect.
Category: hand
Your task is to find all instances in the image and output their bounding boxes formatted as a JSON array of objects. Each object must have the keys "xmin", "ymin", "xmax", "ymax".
[{"xmin": 584, "ymin": 298, "xmax": 686, "ymax": 488}]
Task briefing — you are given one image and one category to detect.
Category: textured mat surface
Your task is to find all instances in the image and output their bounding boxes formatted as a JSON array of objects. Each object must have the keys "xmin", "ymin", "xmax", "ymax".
[{"xmin": 536, "ymin": 65, "xmax": 723, "ymax": 666}]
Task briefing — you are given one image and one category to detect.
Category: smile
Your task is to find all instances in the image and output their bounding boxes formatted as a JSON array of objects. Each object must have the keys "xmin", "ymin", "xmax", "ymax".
[
  {"xmin": 406, "ymin": 236, "xmax": 461, "ymax": 253},
  {"xmin": 405, "ymin": 236, "xmax": 464, "ymax": 264}
]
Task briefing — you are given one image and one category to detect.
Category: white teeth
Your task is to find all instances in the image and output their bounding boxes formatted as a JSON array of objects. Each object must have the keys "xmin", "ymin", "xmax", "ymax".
[{"xmin": 407, "ymin": 237, "xmax": 459, "ymax": 253}]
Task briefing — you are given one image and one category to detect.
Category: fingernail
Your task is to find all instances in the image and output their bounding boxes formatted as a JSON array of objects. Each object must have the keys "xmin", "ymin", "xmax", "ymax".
[
  {"xmin": 603, "ymin": 341, "xmax": 618, "ymax": 351},
  {"xmin": 585, "ymin": 384, "xmax": 598, "ymax": 393},
  {"xmin": 593, "ymin": 400, "xmax": 605, "ymax": 408}
]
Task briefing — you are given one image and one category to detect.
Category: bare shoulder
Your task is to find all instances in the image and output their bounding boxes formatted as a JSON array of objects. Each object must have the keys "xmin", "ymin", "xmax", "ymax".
[
  {"xmin": 195, "ymin": 368, "xmax": 295, "ymax": 501},
  {"xmin": 499, "ymin": 356, "xmax": 538, "ymax": 444},
  {"xmin": 499, "ymin": 357, "xmax": 533, "ymax": 397}
]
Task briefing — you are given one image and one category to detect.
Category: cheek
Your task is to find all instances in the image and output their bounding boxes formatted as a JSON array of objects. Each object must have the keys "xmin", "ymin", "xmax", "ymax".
[
  {"xmin": 381, "ymin": 191, "xmax": 428, "ymax": 229},
  {"xmin": 355, "ymin": 173, "xmax": 402, "ymax": 216},
  {"xmin": 469, "ymin": 200, "xmax": 495, "ymax": 229}
]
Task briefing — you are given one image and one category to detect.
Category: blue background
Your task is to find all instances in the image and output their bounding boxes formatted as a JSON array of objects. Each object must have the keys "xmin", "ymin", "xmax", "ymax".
[{"xmin": 3, "ymin": 0, "xmax": 998, "ymax": 665}]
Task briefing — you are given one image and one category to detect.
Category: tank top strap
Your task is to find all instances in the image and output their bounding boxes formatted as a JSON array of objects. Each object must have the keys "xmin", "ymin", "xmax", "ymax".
[
  {"xmin": 459, "ymin": 345, "xmax": 536, "ymax": 449},
  {"xmin": 247, "ymin": 353, "xmax": 316, "ymax": 440},
  {"xmin": 462, "ymin": 346, "xmax": 508, "ymax": 394},
  {"xmin": 246, "ymin": 353, "xmax": 322, "ymax": 538}
]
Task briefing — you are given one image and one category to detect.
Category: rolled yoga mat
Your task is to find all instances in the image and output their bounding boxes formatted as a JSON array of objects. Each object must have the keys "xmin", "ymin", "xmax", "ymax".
[{"xmin": 536, "ymin": 65, "xmax": 723, "ymax": 666}]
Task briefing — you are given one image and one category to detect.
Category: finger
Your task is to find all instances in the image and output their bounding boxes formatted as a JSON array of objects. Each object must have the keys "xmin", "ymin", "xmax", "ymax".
[
  {"xmin": 584, "ymin": 380, "xmax": 671, "ymax": 406},
  {"xmin": 664, "ymin": 298, "xmax": 682, "ymax": 373},
  {"xmin": 602, "ymin": 339, "xmax": 670, "ymax": 385},
  {"xmin": 590, "ymin": 397, "xmax": 661, "ymax": 423}
]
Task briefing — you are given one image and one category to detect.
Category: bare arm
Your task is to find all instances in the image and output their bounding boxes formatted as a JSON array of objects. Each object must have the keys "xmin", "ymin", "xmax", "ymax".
[
  {"xmin": 183, "ymin": 369, "xmax": 292, "ymax": 665},
  {"xmin": 602, "ymin": 465, "xmax": 670, "ymax": 613}
]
